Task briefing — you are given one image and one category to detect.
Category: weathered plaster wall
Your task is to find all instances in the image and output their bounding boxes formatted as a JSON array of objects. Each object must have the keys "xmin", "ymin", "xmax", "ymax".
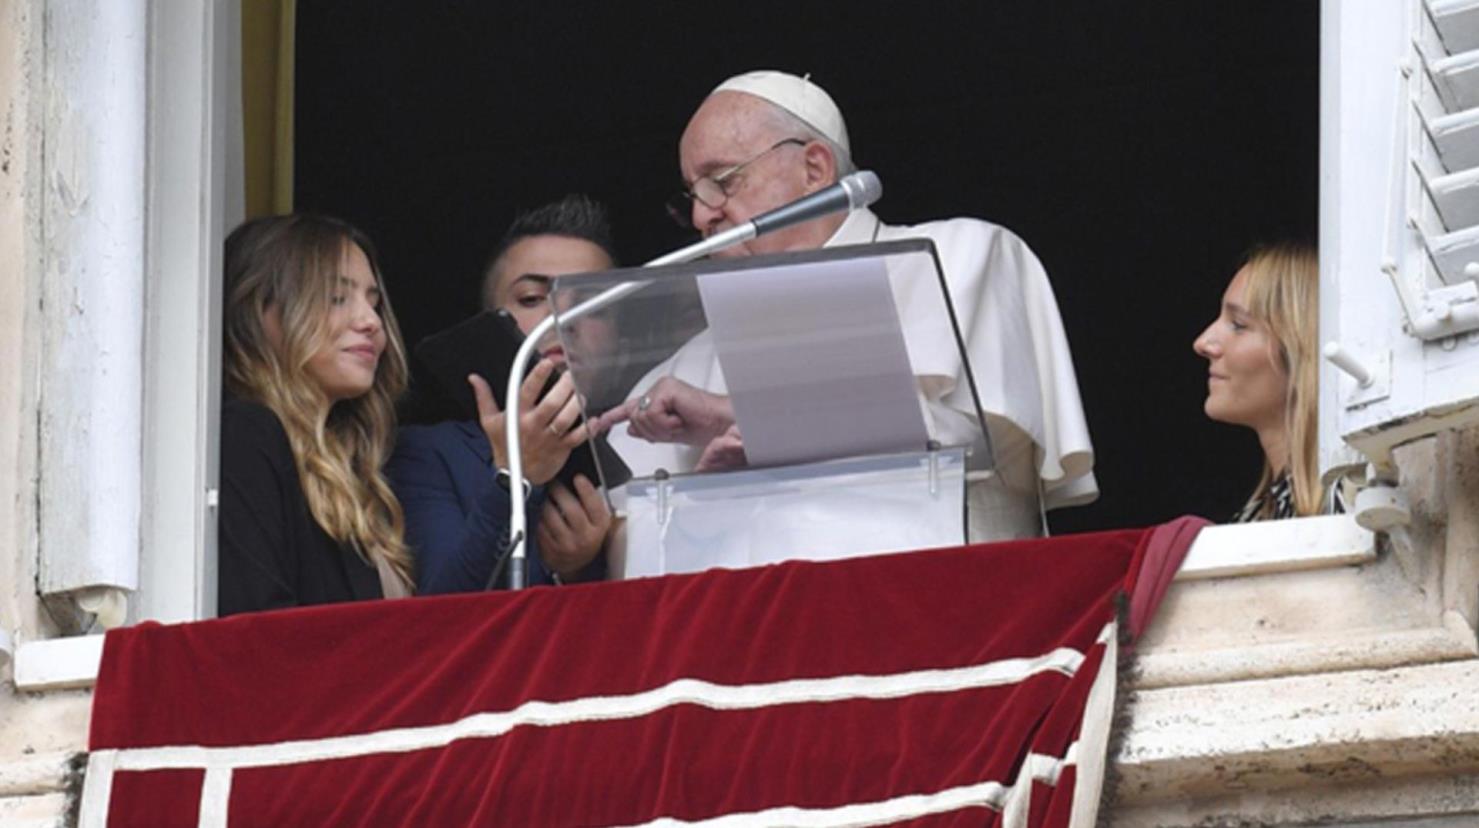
[
  {"xmin": 0, "ymin": 0, "xmax": 72, "ymax": 651},
  {"xmin": 1440, "ymin": 427, "xmax": 1479, "ymax": 635},
  {"xmin": 1, "ymin": 3, "xmax": 92, "ymax": 826},
  {"xmin": 0, "ymin": 689, "xmax": 89, "ymax": 826},
  {"xmin": 0, "ymin": 0, "xmax": 45, "ymax": 661}
]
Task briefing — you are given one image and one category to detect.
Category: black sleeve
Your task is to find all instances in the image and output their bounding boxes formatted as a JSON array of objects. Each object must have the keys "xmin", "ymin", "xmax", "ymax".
[{"xmin": 217, "ymin": 401, "xmax": 300, "ymax": 616}]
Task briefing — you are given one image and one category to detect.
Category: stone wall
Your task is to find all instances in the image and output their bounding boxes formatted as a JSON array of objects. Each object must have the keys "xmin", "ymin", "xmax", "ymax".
[{"xmin": 1110, "ymin": 429, "xmax": 1479, "ymax": 826}]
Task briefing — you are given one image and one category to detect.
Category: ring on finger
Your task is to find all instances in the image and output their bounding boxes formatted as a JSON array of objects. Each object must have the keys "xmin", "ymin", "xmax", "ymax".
[{"xmin": 637, "ymin": 394, "xmax": 652, "ymax": 412}]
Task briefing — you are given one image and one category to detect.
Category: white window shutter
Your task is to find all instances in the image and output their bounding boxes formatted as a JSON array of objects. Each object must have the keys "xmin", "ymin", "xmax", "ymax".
[{"xmin": 1320, "ymin": 0, "xmax": 1479, "ymax": 479}]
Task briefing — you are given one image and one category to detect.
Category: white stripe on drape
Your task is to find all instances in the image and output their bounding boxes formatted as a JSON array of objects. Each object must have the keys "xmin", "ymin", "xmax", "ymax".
[
  {"xmin": 197, "ymin": 767, "xmax": 232, "ymax": 828},
  {"xmin": 115, "ymin": 642, "xmax": 1093, "ymax": 774},
  {"xmin": 613, "ymin": 741, "xmax": 1086, "ymax": 828},
  {"xmin": 78, "ymin": 750, "xmax": 117, "ymax": 828}
]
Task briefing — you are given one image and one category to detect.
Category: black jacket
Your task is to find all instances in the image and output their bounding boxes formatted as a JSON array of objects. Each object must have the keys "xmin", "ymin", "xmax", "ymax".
[{"xmin": 217, "ymin": 399, "xmax": 381, "ymax": 616}]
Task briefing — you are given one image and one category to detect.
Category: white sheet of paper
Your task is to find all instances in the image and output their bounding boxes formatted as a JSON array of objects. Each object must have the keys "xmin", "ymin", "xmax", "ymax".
[{"xmin": 696, "ymin": 256, "xmax": 929, "ymax": 467}]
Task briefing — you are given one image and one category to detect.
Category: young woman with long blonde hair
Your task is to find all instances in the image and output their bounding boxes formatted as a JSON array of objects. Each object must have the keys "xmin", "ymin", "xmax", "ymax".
[
  {"xmin": 219, "ymin": 214, "xmax": 414, "ymax": 614},
  {"xmin": 1193, "ymin": 242, "xmax": 1342, "ymax": 520}
]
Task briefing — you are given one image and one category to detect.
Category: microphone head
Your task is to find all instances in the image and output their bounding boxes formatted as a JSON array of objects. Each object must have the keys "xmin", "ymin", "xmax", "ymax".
[{"xmin": 840, "ymin": 170, "xmax": 883, "ymax": 209}]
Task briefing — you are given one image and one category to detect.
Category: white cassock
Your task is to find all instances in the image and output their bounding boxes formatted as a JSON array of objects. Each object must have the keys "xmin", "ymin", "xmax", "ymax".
[{"xmin": 608, "ymin": 207, "xmax": 1097, "ymax": 542}]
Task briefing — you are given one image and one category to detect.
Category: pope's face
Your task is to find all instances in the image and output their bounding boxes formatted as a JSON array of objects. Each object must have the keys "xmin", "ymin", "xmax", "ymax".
[{"xmin": 678, "ymin": 92, "xmax": 817, "ymax": 259}]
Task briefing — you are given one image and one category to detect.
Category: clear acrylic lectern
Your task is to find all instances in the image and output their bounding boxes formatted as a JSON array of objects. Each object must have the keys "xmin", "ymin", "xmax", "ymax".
[{"xmin": 548, "ymin": 239, "xmax": 995, "ymax": 579}]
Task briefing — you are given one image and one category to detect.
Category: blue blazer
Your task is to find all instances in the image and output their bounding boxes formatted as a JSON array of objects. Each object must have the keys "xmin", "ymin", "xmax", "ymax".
[{"xmin": 386, "ymin": 420, "xmax": 553, "ymax": 593}]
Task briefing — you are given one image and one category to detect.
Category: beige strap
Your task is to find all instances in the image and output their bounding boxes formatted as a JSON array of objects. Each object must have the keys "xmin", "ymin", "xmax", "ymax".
[{"xmin": 374, "ymin": 556, "xmax": 413, "ymax": 599}]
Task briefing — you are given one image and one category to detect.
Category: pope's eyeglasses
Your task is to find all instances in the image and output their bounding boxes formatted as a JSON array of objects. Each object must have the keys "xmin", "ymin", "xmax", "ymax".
[{"xmin": 664, "ymin": 138, "xmax": 807, "ymax": 229}]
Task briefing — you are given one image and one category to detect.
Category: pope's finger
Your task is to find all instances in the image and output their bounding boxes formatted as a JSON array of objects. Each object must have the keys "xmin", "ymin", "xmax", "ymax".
[{"xmin": 593, "ymin": 403, "xmax": 631, "ymax": 433}]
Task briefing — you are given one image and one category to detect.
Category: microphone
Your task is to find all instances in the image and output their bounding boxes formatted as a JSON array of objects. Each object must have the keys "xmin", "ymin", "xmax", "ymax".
[{"xmin": 749, "ymin": 170, "xmax": 883, "ymax": 237}]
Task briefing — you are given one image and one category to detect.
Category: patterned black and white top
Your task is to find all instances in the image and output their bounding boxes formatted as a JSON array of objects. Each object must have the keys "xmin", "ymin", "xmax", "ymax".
[{"xmin": 1233, "ymin": 473, "xmax": 1350, "ymax": 523}]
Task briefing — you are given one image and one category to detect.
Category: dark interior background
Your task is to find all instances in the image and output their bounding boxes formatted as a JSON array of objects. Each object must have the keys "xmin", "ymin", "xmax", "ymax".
[{"xmin": 295, "ymin": 1, "xmax": 1320, "ymax": 534}]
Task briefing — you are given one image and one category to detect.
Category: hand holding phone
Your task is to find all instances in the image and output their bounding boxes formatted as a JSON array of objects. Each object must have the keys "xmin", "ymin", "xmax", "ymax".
[
  {"xmin": 467, "ymin": 364, "xmax": 588, "ymax": 485},
  {"xmin": 415, "ymin": 310, "xmax": 631, "ymax": 489}
]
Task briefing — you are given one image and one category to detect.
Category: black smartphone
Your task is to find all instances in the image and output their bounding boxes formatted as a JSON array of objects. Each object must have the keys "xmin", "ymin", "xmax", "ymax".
[
  {"xmin": 412, "ymin": 310, "xmax": 631, "ymax": 489},
  {"xmin": 414, "ymin": 309, "xmax": 531, "ymax": 414}
]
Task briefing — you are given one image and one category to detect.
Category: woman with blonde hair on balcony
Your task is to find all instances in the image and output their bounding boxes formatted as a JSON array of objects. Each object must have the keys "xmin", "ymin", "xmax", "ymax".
[
  {"xmin": 218, "ymin": 214, "xmax": 414, "ymax": 615},
  {"xmin": 1193, "ymin": 241, "xmax": 1345, "ymax": 521}
]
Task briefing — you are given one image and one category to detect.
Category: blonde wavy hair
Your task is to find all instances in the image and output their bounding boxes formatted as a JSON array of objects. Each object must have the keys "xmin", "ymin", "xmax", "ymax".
[
  {"xmin": 1239, "ymin": 241, "xmax": 1320, "ymax": 518},
  {"xmin": 223, "ymin": 214, "xmax": 414, "ymax": 592}
]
